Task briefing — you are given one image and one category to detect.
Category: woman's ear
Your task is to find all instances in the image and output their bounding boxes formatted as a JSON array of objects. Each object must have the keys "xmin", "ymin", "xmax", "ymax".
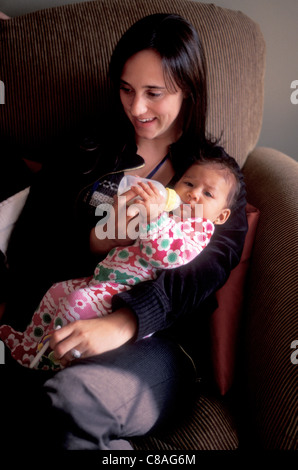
[{"xmin": 214, "ymin": 208, "xmax": 231, "ymax": 225}]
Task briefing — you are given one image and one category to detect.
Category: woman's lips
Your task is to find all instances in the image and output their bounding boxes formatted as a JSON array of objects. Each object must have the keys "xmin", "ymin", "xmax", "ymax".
[
  {"xmin": 134, "ymin": 117, "xmax": 156, "ymax": 127},
  {"xmin": 138, "ymin": 117, "xmax": 155, "ymax": 123}
]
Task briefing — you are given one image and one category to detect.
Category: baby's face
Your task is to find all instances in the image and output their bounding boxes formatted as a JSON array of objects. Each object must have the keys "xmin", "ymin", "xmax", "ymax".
[{"xmin": 174, "ymin": 163, "xmax": 231, "ymax": 224}]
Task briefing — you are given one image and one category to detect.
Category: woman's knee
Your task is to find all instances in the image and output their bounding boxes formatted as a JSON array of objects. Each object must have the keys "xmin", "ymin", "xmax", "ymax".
[
  {"xmin": 42, "ymin": 359, "xmax": 156, "ymax": 449},
  {"xmin": 43, "ymin": 337, "xmax": 196, "ymax": 443}
]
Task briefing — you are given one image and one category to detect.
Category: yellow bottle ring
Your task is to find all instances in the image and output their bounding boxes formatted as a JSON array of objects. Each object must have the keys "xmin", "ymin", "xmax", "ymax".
[{"xmin": 164, "ymin": 188, "xmax": 180, "ymax": 211}]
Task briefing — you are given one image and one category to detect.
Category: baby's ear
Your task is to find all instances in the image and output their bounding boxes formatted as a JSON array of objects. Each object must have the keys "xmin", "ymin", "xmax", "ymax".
[{"xmin": 214, "ymin": 208, "xmax": 231, "ymax": 225}]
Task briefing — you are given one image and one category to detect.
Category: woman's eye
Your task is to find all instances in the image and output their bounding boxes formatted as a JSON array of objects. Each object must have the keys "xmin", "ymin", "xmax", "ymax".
[
  {"xmin": 184, "ymin": 181, "xmax": 193, "ymax": 187},
  {"xmin": 147, "ymin": 91, "xmax": 162, "ymax": 98},
  {"xmin": 120, "ymin": 86, "xmax": 132, "ymax": 94}
]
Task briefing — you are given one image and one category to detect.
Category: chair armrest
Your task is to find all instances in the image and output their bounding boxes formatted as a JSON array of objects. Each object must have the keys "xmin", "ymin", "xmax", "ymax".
[{"xmin": 241, "ymin": 147, "xmax": 298, "ymax": 449}]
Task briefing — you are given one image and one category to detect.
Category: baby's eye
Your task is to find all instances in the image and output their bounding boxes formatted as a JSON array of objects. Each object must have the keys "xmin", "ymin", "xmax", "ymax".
[
  {"xmin": 204, "ymin": 191, "xmax": 213, "ymax": 198},
  {"xmin": 184, "ymin": 181, "xmax": 193, "ymax": 187}
]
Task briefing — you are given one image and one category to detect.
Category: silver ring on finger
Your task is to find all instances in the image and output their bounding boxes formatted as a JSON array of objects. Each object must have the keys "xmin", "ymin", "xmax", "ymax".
[{"xmin": 71, "ymin": 348, "xmax": 82, "ymax": 359}]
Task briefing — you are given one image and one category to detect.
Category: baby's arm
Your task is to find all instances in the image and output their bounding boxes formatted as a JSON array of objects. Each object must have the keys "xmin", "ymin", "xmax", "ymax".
[{"xmin": 139, "ymin": 214, "xmax": 214, "ymax": 269}]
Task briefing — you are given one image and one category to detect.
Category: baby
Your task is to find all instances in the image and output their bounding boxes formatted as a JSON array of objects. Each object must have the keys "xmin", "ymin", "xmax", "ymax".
[{"xmin": 0, "ymin": 146, "xmax": 242, "ymax": 370}]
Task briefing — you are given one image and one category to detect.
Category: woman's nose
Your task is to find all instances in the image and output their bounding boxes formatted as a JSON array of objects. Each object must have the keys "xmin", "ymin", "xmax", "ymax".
[{"xmin": 130, "ymin": 94, "xmax": 147, "ymax": 116}]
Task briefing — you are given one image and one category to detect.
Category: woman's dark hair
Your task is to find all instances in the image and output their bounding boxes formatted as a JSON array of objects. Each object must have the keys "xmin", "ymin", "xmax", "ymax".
[{"xmin": 109, "ymin": 13, "xmax": 212, "ymax": 152}]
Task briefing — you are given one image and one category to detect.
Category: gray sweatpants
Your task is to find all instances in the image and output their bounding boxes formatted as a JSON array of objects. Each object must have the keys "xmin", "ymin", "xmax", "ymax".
[{"xmin": 44, "ymin": 335, "xmax": 196, "ymax": 449}]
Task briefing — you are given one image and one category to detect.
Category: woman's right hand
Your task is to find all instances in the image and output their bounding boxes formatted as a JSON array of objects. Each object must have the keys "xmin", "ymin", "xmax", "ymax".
[
  {"xmin": 49, "ymin": 307, "xmax": 138, "ymax": 366},
  {"xmin": 89, "ymin": 189, "xmax": 138, "ymax": 254}
]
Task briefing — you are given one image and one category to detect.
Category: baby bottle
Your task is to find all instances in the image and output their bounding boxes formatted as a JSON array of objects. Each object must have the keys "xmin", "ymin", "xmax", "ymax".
[{"xmin": 117, "ymin": 175, "xmax": 181, "ymax": 212}]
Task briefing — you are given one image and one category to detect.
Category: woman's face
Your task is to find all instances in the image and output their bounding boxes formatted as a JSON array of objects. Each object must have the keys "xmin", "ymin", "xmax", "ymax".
[{"xmin": 119, "ymin": 49, "xmax": 185, "ymax": 146}]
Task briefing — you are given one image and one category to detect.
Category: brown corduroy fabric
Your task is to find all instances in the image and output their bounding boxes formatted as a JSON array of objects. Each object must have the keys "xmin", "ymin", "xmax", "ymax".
[
  {"xmin": 242, "ymin": 147, "xmax": 298, "ymax": 450},
  {"xmin": 0, "ymin": 0, "xmax": 265, "ymax": 167},
  {"xmin": 131, "ymin": 392, "xmax": 239, "ymax": 450}
]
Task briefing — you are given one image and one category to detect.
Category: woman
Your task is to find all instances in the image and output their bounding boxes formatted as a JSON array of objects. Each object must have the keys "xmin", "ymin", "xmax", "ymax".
[{"xmin": 2, "ymin": 14, "xmax": 247, "ymax": 450}]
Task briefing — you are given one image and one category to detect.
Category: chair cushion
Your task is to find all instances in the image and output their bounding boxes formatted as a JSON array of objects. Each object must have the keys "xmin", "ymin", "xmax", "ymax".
[
  {"xmin": 131, "ymin": 390, "xmax": 239, "ymax": 450},
  {"xmin": 243, "ymin": 148, "xmax": 298, "ymax": 449},
  {"xmin": 0, "ymin": 188, "xmax": 30, "ymax": 256},
  {"xmin": 0, "ymin": 0, "xmax": 265, "ymax": 168},
  {"xmin": 211, "ymin": 203, "xmax": 260, "ymax": 395}
]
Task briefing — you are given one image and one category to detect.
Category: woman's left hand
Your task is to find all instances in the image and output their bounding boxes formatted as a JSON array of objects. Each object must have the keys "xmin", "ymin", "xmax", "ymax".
[{"xmin": 49, "ymin": 308, "xmax": 138, "ymax": 366}]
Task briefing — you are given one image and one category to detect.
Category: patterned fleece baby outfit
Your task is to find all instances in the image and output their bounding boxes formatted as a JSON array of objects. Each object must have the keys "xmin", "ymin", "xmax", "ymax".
[{"xmin": 0, "ymin": 213, "xmax": 214, "ymax": 370}]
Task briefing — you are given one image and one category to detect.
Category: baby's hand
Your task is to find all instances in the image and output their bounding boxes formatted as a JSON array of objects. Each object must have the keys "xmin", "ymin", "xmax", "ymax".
[{"xmin": 130, "ymin": 181, "xmax": 165, "ymax": 221}]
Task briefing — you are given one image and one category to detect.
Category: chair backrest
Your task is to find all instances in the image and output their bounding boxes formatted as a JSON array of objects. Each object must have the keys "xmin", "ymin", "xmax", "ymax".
[{"xmin": 0, "ymin": 0, "xmax": 265, "ymax": 167}]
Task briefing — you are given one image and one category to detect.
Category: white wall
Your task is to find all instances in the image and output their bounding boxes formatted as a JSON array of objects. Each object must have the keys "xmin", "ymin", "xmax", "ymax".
[
  {"xmin": 199, "ymin": 0, "xmax": 298, "ymax": 161},
  {"xmin": 1, "ymin": 0, "xmax": 298, "ymax": 160}
]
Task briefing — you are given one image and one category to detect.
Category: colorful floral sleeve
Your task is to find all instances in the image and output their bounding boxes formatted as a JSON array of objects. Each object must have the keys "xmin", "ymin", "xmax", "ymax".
[{"xmin": 138, "ymin": 212, "xmax": 214, "ymax": 269}]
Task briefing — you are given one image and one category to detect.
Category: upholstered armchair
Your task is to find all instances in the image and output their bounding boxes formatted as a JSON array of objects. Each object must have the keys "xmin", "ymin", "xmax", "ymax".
[{"xmin": 0, "ymin": 0, "xmax": 297, "ymax": 450}]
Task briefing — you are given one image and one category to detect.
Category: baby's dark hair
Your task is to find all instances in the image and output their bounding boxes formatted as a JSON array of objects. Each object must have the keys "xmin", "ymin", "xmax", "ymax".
[{"xmin": 194, "ymin": 144, "xmax": 243, "ymax": 210}]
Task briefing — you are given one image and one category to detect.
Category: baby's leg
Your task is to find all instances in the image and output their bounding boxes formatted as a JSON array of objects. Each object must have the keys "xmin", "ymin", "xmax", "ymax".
[
  {"xmin": 56, "ymin": 281, "xmax": 131, "ymax": 322},
  {"xmin": 0, "ymin": 277, "xmax": 92, "ymax": 367},
  {"xmin": 24, "ymin": 277, "xmax": 93, "ymax": 341}
]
